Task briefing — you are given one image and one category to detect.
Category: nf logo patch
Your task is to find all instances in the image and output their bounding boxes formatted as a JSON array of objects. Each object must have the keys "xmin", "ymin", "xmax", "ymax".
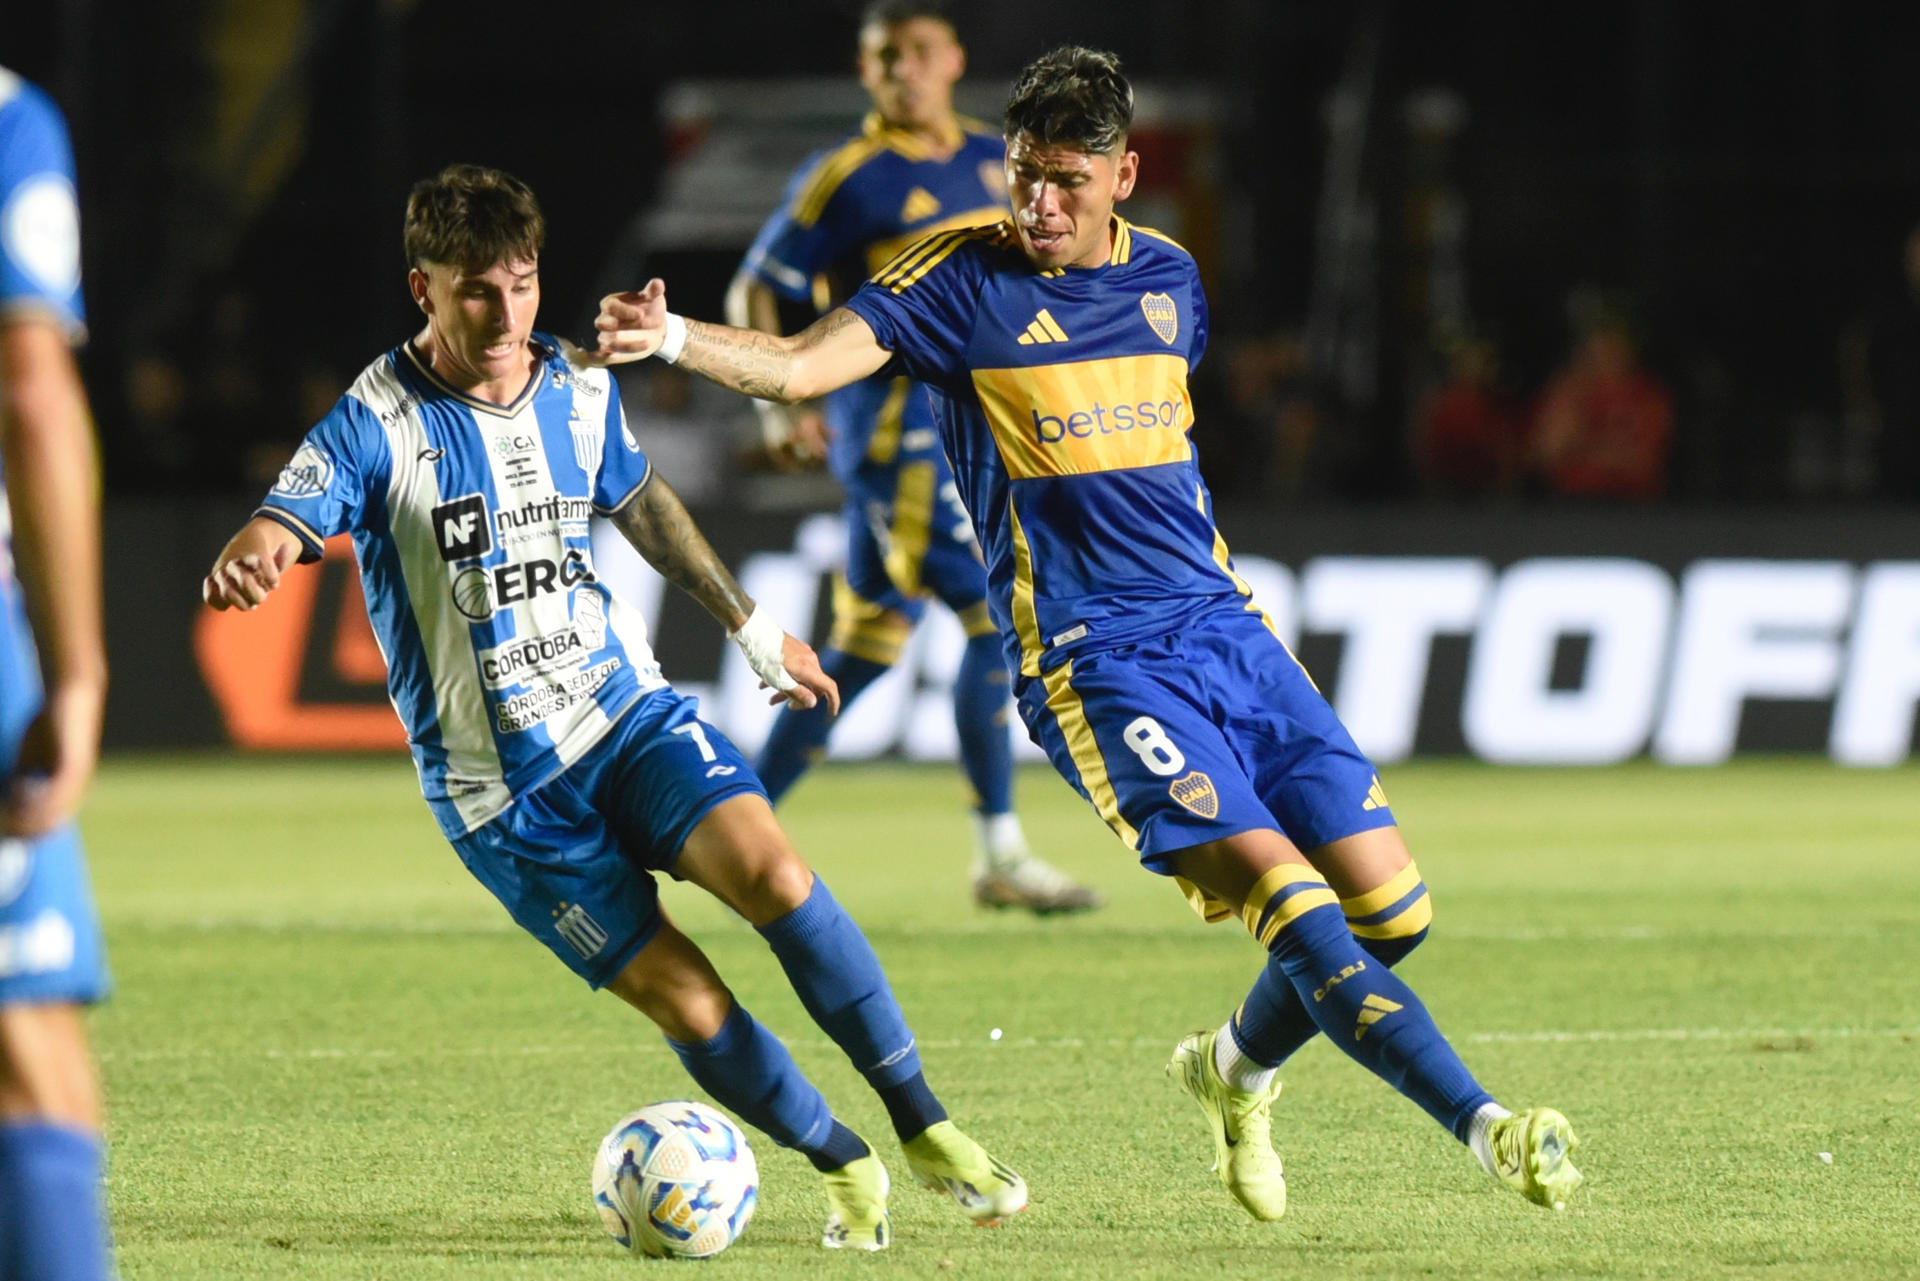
[
  {"xmin": 431, "ymin": 493, "xmax": 492, "ymax": 562},
  {"xmin": 1169, "ymin": 771, "xmax": 1218, "ymax": 818},
  {"xmin": 1140, "ymin": 292, "xmax": 1178, "ymax": 345}
]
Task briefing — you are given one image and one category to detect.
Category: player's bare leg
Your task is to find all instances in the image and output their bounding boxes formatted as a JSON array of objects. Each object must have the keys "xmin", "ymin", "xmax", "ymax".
[
  {"xmin": 0, "ymin": 1003, "xmax": 100, "ymax": 1130},
  {"xmin": 0, "ymin": 1001, "xmax": 109, "ymax": 1277}
]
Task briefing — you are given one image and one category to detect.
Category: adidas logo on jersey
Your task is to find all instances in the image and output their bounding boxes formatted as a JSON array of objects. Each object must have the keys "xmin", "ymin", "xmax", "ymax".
[
  {"xmin": 1361, "ymin": 775, "xmax": 1389, "ymax": 811},
  {"xmin": 900, "ymin": 186, "xmax": 942, "ymax": 223},
  {"xmin": 1016, "ymin": 309, "xmax": 1070, "ymax": 345}
]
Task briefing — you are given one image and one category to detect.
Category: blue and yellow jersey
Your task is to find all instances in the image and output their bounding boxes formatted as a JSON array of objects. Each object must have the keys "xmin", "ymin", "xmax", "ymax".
[
  {"xmin": 842, "ymin": 217, "xmax": 1254, "ymax": 678},
  {"xmin": 739, "ymin": 113, "xmax": 1005, "ymax": 484}
]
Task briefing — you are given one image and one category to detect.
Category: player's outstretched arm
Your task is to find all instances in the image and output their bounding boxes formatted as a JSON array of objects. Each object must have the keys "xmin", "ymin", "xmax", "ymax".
[
  {"xmin": 607, "ymin": 474, "xmax": 839, "ymax": 715},
  {"xmin": 589, "ymin": 279, "xmax": 891, "ymax": 404},
  {"xmin": 202, "ymin": 517, "xmax": 303, "ymax": 612},
  {"xmin": 0, "ymin": 317, "xmax": 106, "ymax": 837},
  {"xmin": 723, "ymin": 273, "xmax": 831, "ymax": 468}
]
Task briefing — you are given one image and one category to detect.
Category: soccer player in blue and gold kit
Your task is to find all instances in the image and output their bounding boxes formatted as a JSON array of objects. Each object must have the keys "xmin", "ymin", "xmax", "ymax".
[
  {"xmin": 729, "ymin": 3, "xmax": 1098, "ymax": 914},
  {"xmin": 593, "ymin": 46, "xmax": 1584, "ymax": 1220}
]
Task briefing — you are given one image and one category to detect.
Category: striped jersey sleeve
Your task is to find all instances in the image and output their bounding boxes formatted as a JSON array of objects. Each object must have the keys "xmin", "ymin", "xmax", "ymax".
[
  {"xmin": 842, "ymin": 225, "xmax": 999, "ymax": 395},
  {"xmin": 256, "ymin": 394, "xmax": 391, "ymax": 561}
]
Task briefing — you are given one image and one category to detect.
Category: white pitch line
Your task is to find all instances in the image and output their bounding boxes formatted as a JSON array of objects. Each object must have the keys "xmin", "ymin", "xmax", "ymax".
[{"xmin": 98, "ymin": 1025, "xmax": 1918, "ymax": 1065}]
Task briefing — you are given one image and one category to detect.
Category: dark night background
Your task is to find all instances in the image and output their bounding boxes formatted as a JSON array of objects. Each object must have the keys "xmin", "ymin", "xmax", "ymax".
[{"xmin": 10, "ymin": 0, "xmax": 1920, "ymax": 506}]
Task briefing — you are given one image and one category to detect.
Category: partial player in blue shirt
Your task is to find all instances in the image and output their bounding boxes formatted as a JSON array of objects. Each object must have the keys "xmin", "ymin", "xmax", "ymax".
[
  {"xmin": 591, "ymin": 46, "xmax": 1584, "ymax": 1225},
  {"xmin": 727, "ymin": 2, "xmax": 1099, "ymax": 915},
  {"xmin": 0, "ymin": 65, "xmax": 114, "ymax": 1281},
  {"xmin": 203, "ymin": 165, "xmax": 1024, "ymax": 1250}
]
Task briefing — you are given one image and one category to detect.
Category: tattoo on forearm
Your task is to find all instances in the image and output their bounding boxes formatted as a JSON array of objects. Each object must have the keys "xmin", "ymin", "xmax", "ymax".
[
  {"xmin": 680, "ymin": 320, "xmax": 794, "ymax": 400},
  {"xmin": 678, "ymin": 309, "xmax": 860, "ymax": 401},
  {"xmin": 612, "ymin": 475, "xmax": 752, "ymax": 627}
]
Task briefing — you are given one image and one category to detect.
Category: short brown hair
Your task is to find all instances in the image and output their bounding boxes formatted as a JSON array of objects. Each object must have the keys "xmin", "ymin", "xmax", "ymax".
[
  {"xmin": 403, "ymin": 164, "xmax": 545, "ymax": 272},
  {"xmin": 1003, "ymin": 46, "xmax": 1132, "ymax": 155}
]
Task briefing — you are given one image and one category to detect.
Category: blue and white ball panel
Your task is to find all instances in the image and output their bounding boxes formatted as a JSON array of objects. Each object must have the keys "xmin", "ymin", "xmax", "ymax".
[
  {"xmin": 0, "ymin": 827, "xmax": 108, "ymax": 1004},
  {"xmin": 450, "ymin": 687, "xmax": 764, "ymax": 987},
  {"xmin": 1015, "ymin": 605, "xmax": 1394, "ymax": 870},
  {"xmin": 593, "ymin": 1101, "xmax": 758, "ymax": 1259}
]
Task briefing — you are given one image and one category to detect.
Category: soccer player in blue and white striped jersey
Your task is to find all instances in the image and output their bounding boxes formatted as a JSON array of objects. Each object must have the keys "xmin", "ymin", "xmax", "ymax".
[
  {"xmin": 203, "ymin": 165, "xmax": 1024, "ymax": 1249},
  {"xmin": 592, "ymin": 47, "xmax": 1584, "ymax": 1222},
  {"xmin": 0, "ymin": 64, "xmax": 113, "ymax": 1281}
]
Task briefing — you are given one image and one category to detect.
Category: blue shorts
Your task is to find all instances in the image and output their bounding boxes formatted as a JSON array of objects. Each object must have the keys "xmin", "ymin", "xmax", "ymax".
[
  {"xmin": 840, "ymin": 461, "xmax": 986, "ymax": 622},
  {"xmin": 0, "ymin": 822, "xmax": 110, "ymax": 1006},
  {"xmin": 451, "ymin": 687, "xmax": 764, "ymax": 988},
  {"xmin": 1014, "ymin": 606, "xmax": 1394, "ymax": 874}
]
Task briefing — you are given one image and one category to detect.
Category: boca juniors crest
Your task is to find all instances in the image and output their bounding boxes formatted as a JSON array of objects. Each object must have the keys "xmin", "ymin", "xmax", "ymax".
[
  {"xmin": 1169, "ymin": 770, "xmax": 1218, "ymax": 818},
  {"xmin": 1140, "ymin": 292, "xmax": 1179, "ymax": 345}
]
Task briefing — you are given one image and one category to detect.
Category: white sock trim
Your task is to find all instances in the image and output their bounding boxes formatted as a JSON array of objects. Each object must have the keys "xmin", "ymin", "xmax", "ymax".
[
  {"xmin": 1212, "ymin": 1023, "xmax": 1279, "ymax": 1094},
  {"xmin": 973, "ymin": 812, "xmax": 1028, "ymax": 868},
  {"xmin": 1467, "ymin": 1101, "xmax": 1513, "ymax": 1174}
]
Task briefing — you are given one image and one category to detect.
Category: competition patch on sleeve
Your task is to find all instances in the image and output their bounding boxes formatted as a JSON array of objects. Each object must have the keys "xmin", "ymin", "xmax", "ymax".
[
  {"xmin": 271, "ymin": 443, "xmax": 336, "ymax": 499},
  {"xmin": 970, "ymin": 353, "xmax": 1194, "ymax": 479}
]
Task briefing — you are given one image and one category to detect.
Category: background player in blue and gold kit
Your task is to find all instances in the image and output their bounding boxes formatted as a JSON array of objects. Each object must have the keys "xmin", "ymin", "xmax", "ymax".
[
  {"xmin": 728, "ymin": 2, "xmax": 1098, "ymax": 914},
  {"xmin": 0, "ymin": 66, "xmax": 113, "ymax": 1281},
  {"xmin": 593, "ymin": 46, "xmax": 1585, "ymax": 1223}
]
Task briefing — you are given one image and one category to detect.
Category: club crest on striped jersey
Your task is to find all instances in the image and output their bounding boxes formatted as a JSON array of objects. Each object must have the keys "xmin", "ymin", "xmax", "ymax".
[
  {"xmin": 1169, "ymin": 770, "xmax": 1217, "ymax": 818},
  {"xmin": 1140, "ymin": 292, "xmax": 1178, "ymax": 345}
]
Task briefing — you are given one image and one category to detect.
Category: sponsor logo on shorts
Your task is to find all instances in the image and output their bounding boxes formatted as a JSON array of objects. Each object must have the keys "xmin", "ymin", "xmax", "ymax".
[
  {"xmin": 0, "ymin": 908, "xmax": 75, "ymax": 979},
  {"xmin": 554, "ymin": 903, "xmax": 609, "ymax": 960},
  {"xmin": 1168, "ymin": 770, "xmax": 1218, "ymax": 818}
]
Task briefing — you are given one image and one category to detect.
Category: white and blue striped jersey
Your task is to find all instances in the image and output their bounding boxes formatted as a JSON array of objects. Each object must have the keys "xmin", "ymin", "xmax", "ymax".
[
  {"xmin": 1, "ymin": 66, "xmax": 87, "ymax": 764},
  {"xmin": 257, "ymin": 334, "xmax": 668, "ymax": 838}
]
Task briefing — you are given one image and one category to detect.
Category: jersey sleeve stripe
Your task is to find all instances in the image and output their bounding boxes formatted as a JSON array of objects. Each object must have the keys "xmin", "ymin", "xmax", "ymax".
[
  {"xmin": 885, "ymin": 225, "xmax": 997, "ymax": 294},
  {"xmin": 1127, "ymin": 222, "xmax": 1192, "ymax": 256},
  {"xmin": 791, "ymin": 137, "xmax": 887, "ymax": 227},
  {"xmin": 253, "ymin": 505, "xmax": 325, "ymax": 556},
  {"xmin": 873, "ymin": 226, "xmax": 968, "ymax": 289}
]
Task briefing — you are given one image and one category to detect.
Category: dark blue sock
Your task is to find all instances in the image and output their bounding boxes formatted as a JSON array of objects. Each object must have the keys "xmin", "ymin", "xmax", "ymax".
[
  {"xmin": 1238, "ymin": 869, "xmax": 1492, "ymax": 1140},
  {"xmin": 753, "ymin": 650, "xmax": 891, "ymax": 805},
  {"xmin": 953, "ymin": 632, "xmax": 1013, "ymax": 814},
  {"xmin": 667, "ymin": 1003, "xmax": 835, "ymax": 1157},
  {"xmin": 0, "ymin": 1121, "xmax": 110, "ymax": 1281},
  {"xmin": 757, "ymin": 877, "xmax": 947, "ymax": 1139},
  {"xmin": 1231, "ymin": 869, "xmax": 1434, "ymax": 1071}
]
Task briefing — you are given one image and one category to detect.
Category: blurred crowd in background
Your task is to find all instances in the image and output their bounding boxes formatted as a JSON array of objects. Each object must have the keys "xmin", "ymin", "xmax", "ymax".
[{"xmin": 11, "ymin": 0, "xmax": 1920, "ymax": 508}]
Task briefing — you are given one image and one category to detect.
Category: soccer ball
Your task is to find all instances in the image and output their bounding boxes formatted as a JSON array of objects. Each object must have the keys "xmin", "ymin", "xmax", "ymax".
[{"xmin": 591, "ymin": 1101, "xmax": 758, "ymax": 1259}]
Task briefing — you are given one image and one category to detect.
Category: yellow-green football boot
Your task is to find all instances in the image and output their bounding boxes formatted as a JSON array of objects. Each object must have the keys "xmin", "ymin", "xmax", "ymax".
[
  {"xmin": 819, "ymin": 1149, "xmax": 891, "ymax": 1250},
  {"xmin": 1487, "ymin": 1106, "xmax": 1583, "ymax": 1211},
  {"xmin": 901, "ymin": 1121, "xmax": 1027, "ymax": 1226},
  {"xmin": 1168, "ymin": 1029, "xmax": 1287, "ymax": 1220}
]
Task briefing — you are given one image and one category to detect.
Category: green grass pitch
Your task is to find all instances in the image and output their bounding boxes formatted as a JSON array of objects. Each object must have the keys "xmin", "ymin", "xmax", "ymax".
[{"xmin": 84, "ymin": 755, "xmax": 1920, "ymax": 1279}]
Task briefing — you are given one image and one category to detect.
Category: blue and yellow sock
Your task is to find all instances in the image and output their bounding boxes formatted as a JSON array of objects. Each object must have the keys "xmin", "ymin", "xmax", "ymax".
[
  {"xmin": 1224, "ymin": 864, "xmax": 1434, "ymax": 1075},
  {"xmin": 665, "ymin": 1002, "xmax": 867, "ymax": 1171},
  {"xmin": 756, "ymin": 877, "xmax": 947, "ymax": 1140},
  {"xmin": 1231, "ymin": 864, "xmax": 1491, "ymax": 1140},
  {"xmin": 953, "ymin": 631, "xmax": 1013, "ymax": 815},
  {"xmin": 0, "ymin": 1119, "xmax": 111, "ymax": 1281},
  {"xmin": 753, "ymin": 649, "xmax": 891, "ymax": 805}
]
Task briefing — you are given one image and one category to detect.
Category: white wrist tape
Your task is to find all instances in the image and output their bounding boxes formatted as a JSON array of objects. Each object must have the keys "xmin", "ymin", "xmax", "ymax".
[
  {"xmin": 657, "ymin": 312, "xmax": 689, "ymax": 364},
  {"xmin": 752, "ymin": 398, "xmax": 790, "ymax": 448},
  {"xmin": 728, "ymin": 604, "xmax": 797, "ymax": 692}
]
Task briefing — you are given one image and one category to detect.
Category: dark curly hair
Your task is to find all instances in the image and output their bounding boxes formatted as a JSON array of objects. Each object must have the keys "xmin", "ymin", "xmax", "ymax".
[{"xmin": 1003, "ymin": 46, "xmax": 1133, "ymax": 154}]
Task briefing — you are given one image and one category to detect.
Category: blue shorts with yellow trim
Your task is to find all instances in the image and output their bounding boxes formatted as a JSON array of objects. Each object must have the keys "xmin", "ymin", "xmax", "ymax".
[
  {"xmin": 841, "ymin": 463, "xmax": 986, "ymax": 621},
  {"xmin": 450, "ymin": 686, "xmax": 764, "ymax": 988},
  {"xmin": 1013, "ymin": 606, "xmax": 1394, "ymax": 873},
  {"xmin": 0, "ymin": 822, "xmax": 109, "ymax": 1006}
]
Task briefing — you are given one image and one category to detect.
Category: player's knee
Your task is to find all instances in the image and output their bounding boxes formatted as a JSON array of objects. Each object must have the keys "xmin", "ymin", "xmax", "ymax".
[
  {"xmin": 723, "ymin": 842, "xmax": 815, "ymax": 926},
  {"xmin": 0, "ymin": 1003, "xmax": 101, "ymax": 1129},
  {"xmin": 1340, "ymin": 861, "xmax": 1433, "ymax": 968}
]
